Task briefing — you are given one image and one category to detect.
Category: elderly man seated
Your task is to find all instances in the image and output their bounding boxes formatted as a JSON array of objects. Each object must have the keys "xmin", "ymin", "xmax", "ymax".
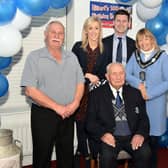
[{"xmin": 86, "ymin": 63, "xmax": 151, "ymax": 168}]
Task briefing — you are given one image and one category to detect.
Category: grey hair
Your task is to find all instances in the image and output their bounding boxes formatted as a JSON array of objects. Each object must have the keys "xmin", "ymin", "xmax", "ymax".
[
  {"xmin": 45, "ymin": 20, "xmax": 65, "ymax": 33},
  {"xmin": 106, "ymin": 63, "xmax": 125, "ymax": 75}
]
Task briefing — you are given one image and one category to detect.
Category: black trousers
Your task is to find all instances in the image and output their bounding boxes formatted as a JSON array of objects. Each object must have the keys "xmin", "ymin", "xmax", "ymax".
[
  {"xmin": 75, "ymin": 120, "xmax": 100, "ymax": 158},
  {"xmin": 31, "ymin": 104, "xmax": 74, "ymax": 168},
  {"xmin": 149, "ymin": 136, "xmax": 159, "ymax": 168},
  {"xmin": 99, "ymin": 136, "xmax": 151, "ymax": 168}
]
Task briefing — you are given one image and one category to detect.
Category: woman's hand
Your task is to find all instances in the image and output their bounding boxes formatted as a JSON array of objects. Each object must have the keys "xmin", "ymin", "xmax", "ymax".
[
  {"xmin": 85, "ymin": 73, "xmax": 100, "ymax": 84},
  {"xmin": 138, "ymin": 83, "xmax": 149, "ymax": 100}
]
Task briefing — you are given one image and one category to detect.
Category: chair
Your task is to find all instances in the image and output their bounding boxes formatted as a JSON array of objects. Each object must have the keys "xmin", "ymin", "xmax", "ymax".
[
  {"xmin": 117, "ymin": 150, "xmax": 132, "ymax": 168},
  {"xmin": 90, "ymin": 150, "xmax": 132, "ymax": 168}
]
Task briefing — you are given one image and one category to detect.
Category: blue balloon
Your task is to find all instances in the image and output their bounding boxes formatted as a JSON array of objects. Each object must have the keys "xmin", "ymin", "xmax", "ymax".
[
  {"xmin": 158, "ymin": 3, "xmax": 168, "ymax": 25},
  {"xmin": 0, "ymin": 57, "xmax": 12, "ymax": 70},
  {"xmin": 158, "ymin": 132, "xmax": 168, "ymax": 147},
  {"xmin": 155, "ymin": 28, "xmax": 168, "ymax": 46},
  {"xmin": 0, "ymin": 74, "xmax": 9, "ymax": 97},
  {"xmin": 0, "ymin": 0, "xmax": 16, "ymax": 25},
  {"xmin": 119, "ymin": 0, "xmax": 132, "ymax": 2},
  {"xmin": 116, "ymin": 0, "xmax": 137, "ymax": 5},
  {"xmin": 15, "ymin": 0, "xmax": 50, "ymax": 16},
  {"xmin": 146, "ymin": 17, "xmax": 165, "ymax": 37},
  {"xmin": 51, "ymin": 0, "xmax": 70, "ymax": 9},
  {"xmin": 162, "ymin": 0, "xmax": 168, "ymax": 4},
  {"xmin": 156, "ymin": 33, "xmax": 166, "ymax": 46}
]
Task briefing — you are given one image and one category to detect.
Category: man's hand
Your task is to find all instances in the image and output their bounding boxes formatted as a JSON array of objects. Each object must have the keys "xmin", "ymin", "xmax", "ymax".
[
  {"xmin": 54, "ymin": 104, "xmax": 67, "ymax": 119},
  {"xmin": 64, "ymin": 100, "xmax": 80, "ymax": 117},
  {"xmin": 131, "ymin": 134, "xmax": 144, "ymax": 150},
  {"xmin": 101, "ymin": 133, "xmax": 116, "ymax": 147}
]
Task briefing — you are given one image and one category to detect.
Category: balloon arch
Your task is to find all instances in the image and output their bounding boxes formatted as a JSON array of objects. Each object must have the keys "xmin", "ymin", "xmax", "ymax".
[{"xmin": 0, "ymin": 0, "xmax": 168, "ymax": 146}]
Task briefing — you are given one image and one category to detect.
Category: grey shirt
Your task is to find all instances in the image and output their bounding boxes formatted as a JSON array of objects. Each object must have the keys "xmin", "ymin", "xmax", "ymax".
[{"xmin": 21, "ymin": 47, "xmax": 84, "ymax": 105}]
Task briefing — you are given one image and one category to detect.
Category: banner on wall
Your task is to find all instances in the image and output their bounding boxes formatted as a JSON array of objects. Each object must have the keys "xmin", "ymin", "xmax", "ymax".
[{"xmin": 90, "ymin": 1, "xmax": 132, "ymax": 28}]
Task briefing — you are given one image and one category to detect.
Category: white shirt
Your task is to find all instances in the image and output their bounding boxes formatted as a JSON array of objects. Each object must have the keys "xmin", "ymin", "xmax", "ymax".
[{"xmin": 109, "ymin": 84, "xmax": 123, "ymax": 101}]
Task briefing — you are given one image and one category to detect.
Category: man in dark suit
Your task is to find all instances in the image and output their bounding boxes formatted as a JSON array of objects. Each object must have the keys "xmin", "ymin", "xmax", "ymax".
[
  {"xmin": 86, "ymin": 63, "xmax": 151, "ymax": 168},
  {"xmin": 103, "ymin": 9, "xmax": 136, "ymax": 65}
]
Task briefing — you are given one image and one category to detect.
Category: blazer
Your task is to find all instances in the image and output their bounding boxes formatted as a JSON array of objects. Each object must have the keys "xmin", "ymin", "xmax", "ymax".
[
  {"xmin": 72, "ymin": 41, "xmax": 108, "ymax": 81},
  {"xmin": 86, "ymin": 83, "xmax": 150, "ymax": 141},
  {"xmin": 103, "ymin": 34, "xmax": 136, "ymax": 64}
]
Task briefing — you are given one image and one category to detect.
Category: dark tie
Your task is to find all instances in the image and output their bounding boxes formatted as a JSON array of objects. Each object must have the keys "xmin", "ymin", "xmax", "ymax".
[
  {"xmin": 116, "ymin": 37, "xmax": 122, "ymax": 63},
  {"xmin": 116, "ymin": 91, "xmax": 122, "ymax": 108}
]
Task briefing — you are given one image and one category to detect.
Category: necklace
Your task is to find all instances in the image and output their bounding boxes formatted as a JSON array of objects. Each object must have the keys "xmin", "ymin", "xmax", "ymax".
[{"xmin": 135, "ymin": 49, "xmax": 164, "ymax": 69}]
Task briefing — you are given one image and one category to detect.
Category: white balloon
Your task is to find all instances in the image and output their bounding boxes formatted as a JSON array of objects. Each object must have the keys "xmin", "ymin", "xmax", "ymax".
[
  {"xmin": 0, "ymin": 25, "xmax": 22, "ymax": 57},
  {"xmin": 140, "ymin": 0, "xmax": 163, "ymax": 8},
  {"xmin": 136, "ymin": 2, "xmax": 161, "ymax": 22},
  {"xmin": 115, "ymin": 0, "xmax": 138, "ymax": 5},
  {"xmin": 166, "ymin": 34, "xmax": 168, "ymax": 44},
  {"xmin": 160, "ymin": 44, "xmax": 168, "ymax": 54},
  {"xmin": 10, "ymin": 9, "xmax": 32, "ymax": 31}
]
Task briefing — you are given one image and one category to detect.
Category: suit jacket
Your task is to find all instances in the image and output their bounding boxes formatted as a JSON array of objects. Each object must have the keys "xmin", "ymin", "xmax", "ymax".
[
  {"xmin": 103, "ymin": 34, "xmax": 136, "ymax": 63},
  {"xmin": 72, "ymin": 41, "xmax": 108, "ymax": 81},
  {"xmin": 86, "ymin": 83, "xmax": 150, "ymax": 141}
]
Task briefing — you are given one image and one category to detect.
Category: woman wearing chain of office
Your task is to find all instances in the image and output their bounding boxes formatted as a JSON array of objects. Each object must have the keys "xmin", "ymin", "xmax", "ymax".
[{"xmin": 126, "ymin": 28, "xmax": 168, "ymax": 168}]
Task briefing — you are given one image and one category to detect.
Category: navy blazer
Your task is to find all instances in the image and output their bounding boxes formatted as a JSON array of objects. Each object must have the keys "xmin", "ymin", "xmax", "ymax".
[
  {"xmin": 86, "ymin": 83, "xmax": 150, "ymax": 141},
  {"xmin": 72, "ymin": 41, "xmax": 108, "ymax": 80},
  {"xmin": 103, "ymin": 34, "xmax": 136, "ymax": 64}
]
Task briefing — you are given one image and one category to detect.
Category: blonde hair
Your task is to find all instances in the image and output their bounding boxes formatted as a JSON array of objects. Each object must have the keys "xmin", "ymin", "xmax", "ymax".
[
  {"xmin": 81, "ymin": 16, "xmax": 104, "ymax": 53},
  {"xmin": 136, "ymin": 28, "xmax": 159, "ymax": 50}
]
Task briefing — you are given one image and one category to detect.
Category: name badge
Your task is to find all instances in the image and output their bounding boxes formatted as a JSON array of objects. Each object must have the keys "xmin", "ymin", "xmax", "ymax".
[{"xmin": 139, "ymin": 71, "xmax": 146, "ymax": 82}]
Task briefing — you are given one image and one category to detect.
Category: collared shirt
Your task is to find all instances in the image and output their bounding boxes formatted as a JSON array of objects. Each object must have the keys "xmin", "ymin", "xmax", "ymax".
[
  {"xmin": 113, "ymin": 34, "xmax": 127, "ymax": 66},
  {"xmin": 109, "ymin": 83, "xmax": 123, "ymax": 101},
  {"xmin": 21, "ymin": 47, "xmax": 85, "ymax": 105}
]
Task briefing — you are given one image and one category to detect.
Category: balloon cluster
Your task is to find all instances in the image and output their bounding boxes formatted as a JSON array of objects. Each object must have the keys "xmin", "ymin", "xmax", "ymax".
[{"xmin": 0, "ymin": 0, "xmax": 71, "ymax": 97}]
